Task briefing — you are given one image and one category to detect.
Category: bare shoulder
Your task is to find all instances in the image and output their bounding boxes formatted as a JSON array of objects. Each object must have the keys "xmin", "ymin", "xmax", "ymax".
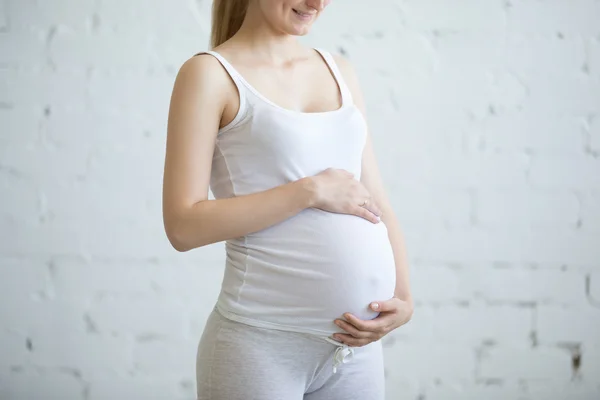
[
  {"xmin": 332, "ymin": 54, "xmax": 360, "ymax": 87},
  {"xmin": 331, "ymin": 53, "xmax": 366, "ymax": 111},
  {"xmin": 172, "ymin": 53, "xmax": 231, "ymax": 99}
]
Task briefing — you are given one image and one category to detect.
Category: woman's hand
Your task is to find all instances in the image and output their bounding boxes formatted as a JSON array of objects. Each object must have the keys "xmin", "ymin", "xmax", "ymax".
[
  {"xmin": 308, "ymin": 168, "xmax": 382, "ymax": 224},
  {"xmin": 332, "ymin": 297, "xmax": 414, "ymax": 347}
]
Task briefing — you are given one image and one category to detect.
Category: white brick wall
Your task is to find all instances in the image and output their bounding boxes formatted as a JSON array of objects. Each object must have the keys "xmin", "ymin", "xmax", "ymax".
[{"xmin": 1, "ymin": 0, "xmax": 599, "ymax": 399}]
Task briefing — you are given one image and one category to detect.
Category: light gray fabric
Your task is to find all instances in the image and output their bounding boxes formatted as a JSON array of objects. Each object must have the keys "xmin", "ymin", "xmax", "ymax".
[{"xmin": 196, "ymin": 307, "xmax": 385, "ymax": 400}]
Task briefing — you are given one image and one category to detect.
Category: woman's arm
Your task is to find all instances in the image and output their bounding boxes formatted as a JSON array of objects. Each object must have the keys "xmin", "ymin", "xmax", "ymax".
[
  {"xmin": 334, "ymin": 55, "xmax": 413, "ymax": 306},
  {"xmin": 163, "ymin": 55, "xmax": 316, "ymax": 252}
]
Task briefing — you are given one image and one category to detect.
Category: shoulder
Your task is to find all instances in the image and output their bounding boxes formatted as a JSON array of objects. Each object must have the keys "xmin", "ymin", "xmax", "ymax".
[
  {"xmin": 330, "ymin": 52, "xmax": 366, "ymax": 110},
  {"xmin": 331, "ymin": 53, "xmax": 354, "ymax": 75},
  {"xmin": 331, "ymin": 53, "xmax": 360, "ymax": 86},
  {"xmin": 173, "ymin": 52, "xmax": 233, "ymax": 97}
]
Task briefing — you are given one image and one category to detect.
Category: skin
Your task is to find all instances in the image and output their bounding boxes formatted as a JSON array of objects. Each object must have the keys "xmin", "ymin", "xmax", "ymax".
[{"xmin": 163, "ymin": 0, "xmax": 413, "ymax": 348}]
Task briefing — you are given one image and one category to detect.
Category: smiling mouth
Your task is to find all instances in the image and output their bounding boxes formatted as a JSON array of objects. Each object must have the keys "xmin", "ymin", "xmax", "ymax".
[{"xmin": 292, "ymin": 9, "xmax": 314, "ymax": 18}]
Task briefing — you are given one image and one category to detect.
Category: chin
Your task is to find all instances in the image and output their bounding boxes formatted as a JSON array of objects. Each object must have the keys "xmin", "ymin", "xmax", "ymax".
[
  {"xmin": 285, "ymin": 23, "xmax": 314, "ymax": 36},
  {"xmin": 288, "ymin": 28, "xmax": 311, "ymax": 36}
]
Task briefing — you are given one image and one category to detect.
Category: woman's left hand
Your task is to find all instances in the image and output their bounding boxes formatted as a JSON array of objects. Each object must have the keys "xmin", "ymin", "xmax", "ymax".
[{"xmin": 333, "ymin": 297, "xmax": 414, "ymax": 347}]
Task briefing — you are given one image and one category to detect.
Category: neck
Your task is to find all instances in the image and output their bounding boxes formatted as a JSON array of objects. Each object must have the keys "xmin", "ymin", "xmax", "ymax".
[{"xmin": 230, "ymin": 5, "xmax": 308, "ymax": 64}]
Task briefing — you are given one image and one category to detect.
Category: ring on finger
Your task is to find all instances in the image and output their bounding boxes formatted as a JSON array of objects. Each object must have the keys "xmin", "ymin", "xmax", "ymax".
[{"xmin": 360, "ymin": 198, "xmax": 369, "ymax": 207}]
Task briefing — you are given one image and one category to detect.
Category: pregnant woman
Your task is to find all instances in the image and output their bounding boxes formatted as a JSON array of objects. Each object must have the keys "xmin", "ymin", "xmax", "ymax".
[{"xmin": 162, "ymin": 0, "xmax": 413, "ymax": 399}]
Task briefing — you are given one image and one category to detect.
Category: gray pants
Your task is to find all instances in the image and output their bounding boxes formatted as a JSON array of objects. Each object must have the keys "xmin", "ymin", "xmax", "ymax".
[{"xmin": 196, "ymin": 306, "xmax": 385, "ymax": 400}]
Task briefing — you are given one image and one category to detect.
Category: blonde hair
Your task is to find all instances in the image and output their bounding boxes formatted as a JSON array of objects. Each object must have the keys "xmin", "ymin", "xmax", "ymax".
[{"xmin": 211, "ymin": 0, "xmax": 249, "ymax": 48}]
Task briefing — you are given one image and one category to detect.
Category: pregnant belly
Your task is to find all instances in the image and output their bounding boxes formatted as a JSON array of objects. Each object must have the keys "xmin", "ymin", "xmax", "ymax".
[{"xmin": 222, "ymin": 208, "xmax": 397, "ymax": 334}]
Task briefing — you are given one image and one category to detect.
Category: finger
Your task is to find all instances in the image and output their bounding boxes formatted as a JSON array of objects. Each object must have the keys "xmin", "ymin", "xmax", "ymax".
[
  {"xmin": 333, "ymin": 333, "xmax": 374, "ymax": 348},
  {"xmin": 364, "ymin": 202, "xmax": 382, "ymax": 218},
  {"xmin": 334, "ymin": 319, "xmax": 371, "ymax": 338},
  {"xmin": 370, "ymin": 298, "xmax": 399, "ymax": 313},
  {"xmin": 344, "ymin": 313, "xmax": 389, "ymax": 333},
  {"xmin": 353, "ymin": 206, "xmax": 380, "ymax": 224}
]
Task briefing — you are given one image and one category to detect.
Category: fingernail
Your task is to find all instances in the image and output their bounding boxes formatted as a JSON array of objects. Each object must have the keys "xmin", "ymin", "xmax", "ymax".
[{"xmin": 371, "ymin": 302, "xmax": 379, "ymax": 310}]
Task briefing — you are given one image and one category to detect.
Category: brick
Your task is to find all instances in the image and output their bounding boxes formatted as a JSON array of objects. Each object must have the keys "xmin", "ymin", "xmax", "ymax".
[
  {"xmin": 537, "ymin": 305, "xmax": 600, "ymax": 345},
  {"xmin": 430, "ymin": 31, "xmax": 506, "ymax": 74},
  {"xmin": 581, "ymin": 345, "xmax": 600, "ymax": 383},
  {"xmin": 588, "ymin": 115, "xmax": 600, "ymax": 155},
  {"xmin": 486, "ymin": 71, "xmax": 530, "ymax": 114},
  {"xmin": 479, "ymin": 346, "xmax": 572, "ymax": 380},
  {"xmin": 0, "ymin": 259, "xmax": 52, "ymax": 301},
  {"xmin": 376, "ymin": 105, "xmax": 471, "ymax": 155},
  {"xmin": 132, "ymin": 338, "xmax": 197, "ymax": 376},
  {"xmin": 589, "ymin": 272, "xmax": 600, "ymax": 304},
  {"xmin": 0, "ymin": 106, "xmax": 42, "ymax": 146},
  {"xmin": 589, "ymin": 37, "xmax": 600, "ymax": 76},
  {"xmin": 432, "ymin": 304, "xmax": 533, "ymax": 344},
  {"xmin": 0, "ymin": 30, "xmax": 46, "ymax": 66},
  {"xmin": 0, "ymin": 0, "xmax": 7, "ymax": 32},
  {"xmin": 384, "ymin": 342, "xmax": 476, "ymax": 380},
  {"xmin": 0, "ymin": 68, "xmax": 88, "ymax": 108},
  {"xmin": 385, "ymin": 376, "xmax": 420, "ymax": 400},
  {"xmin": 0, "ymin": 368, "xmax": 84, "ymax": 400},
  {"xmin": 580, "ymin": 191, "xmax": 600, "ymax": 232},
  {"xmin": 379, "ymin": 151, "xmax": 529, "ymax": 188},
  {"xmin": 408, "ymin": 230, "xmax": 600, "ymax": 265},
  {"xmin": 0, "ymin": 142, "xmax": 90, "ymax": 183},
  {"xmin": 309, "ymin": 2, "xmax": 413, "ymax": 38},
  {"xmin": 526, "ymin": 382, "xmax": 600, "ymax": 400},
  {"xmin": 49, "ymin": 259, "xmax": 155, "ymax": 300},
  {"xmin": 506, "ymin": 34, "xmax": 587, "ymax": 78},
  {"xmin": 87, "ymin": 70, "xmax": 173, "ymax": 117},
  {"xmin": 33, "ymin": 330, "xmax": 132, "ymax": 375},
  {"xmin": 390, "ymin": 188, "xmax": 471, "ymax": 229},
  {"xmin": 5, "ymin": 0, "xmax": 95, "ymax": 32},
  {"xmin": 471, "ymin": 269, "xmax": 587, "ymax": 305},
  {"xmin": 87, "ymin": 296, "xmax": 188, "ymax": 338},
  {"xmin": 402, "ymin": 0, "xmax": 505, "ymax": 32},
  {"xmin": 480, "ymin": 111, "xmax": 585, "ymax": 155},
  {"xmin": 48, "ymin": 29, "xmax": 149, "ymax": 72},
  {"xmin": 426, "ymin": 382, "xmax": 523, "ymax": 400},
  {"xmin": 523, "ymin": 74, "xmax": 600, "ymax": 116},
  {"xmin": 476, "ymin": 189, "xmax": 579, "ymax": 229},
  {"xmin": 382, "ymin": 304, "xmax": 436, "ymax": 343},
  {"xmin": 410, "ymin": 265, "xmax": 465, "ymax": 303},
  {"xmin": 0, "ymin": 331, "xmax": 33, "ymax": 369},
  {"xmin": 89, "ymin": 376, "xmax": 192, "ymax": 400},
  {"xmin": 529, "ymin": 155, "xmax": 600, "ymax": 189},
  {"xmin": 1, "ymin": 298, "xmax": 88, "ymax": 341},
  {"xmin": 507, "ymin": 0, "xmax": 600, "ymax": 37}
]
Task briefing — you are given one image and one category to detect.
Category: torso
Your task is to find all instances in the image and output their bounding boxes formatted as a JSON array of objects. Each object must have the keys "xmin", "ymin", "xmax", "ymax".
[{"xmin": 196, "ymin": 47, "xmax": 397, "ymax": 336}]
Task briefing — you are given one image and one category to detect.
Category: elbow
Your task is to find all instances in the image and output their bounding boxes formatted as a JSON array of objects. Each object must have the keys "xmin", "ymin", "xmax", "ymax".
[
  {"xmin": 164, "ymin": 204, "xmax": 216, "ymax": 251},
  {"xmin": 165, "ymin": 228, "xmax": 190, "ymax": 253},
  {"xmin": 164, "ymin": 217, "xmax": 193, "ymax": 252},
  {"xmin": 165, "ymin": 221, "xmax": 212, "ymax": 252}
]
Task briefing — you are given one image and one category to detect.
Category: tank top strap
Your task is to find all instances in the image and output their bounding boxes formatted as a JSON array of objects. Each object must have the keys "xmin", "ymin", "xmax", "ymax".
[
  {"xmin": 313, "ymin": 48, "xmax": 354, "ymax": 107},
  {"xmin": 194, "ymin": 51, "xmax": 248, "ymax": 131}
]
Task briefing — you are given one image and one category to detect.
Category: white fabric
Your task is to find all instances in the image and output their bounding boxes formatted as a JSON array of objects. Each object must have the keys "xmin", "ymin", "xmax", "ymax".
[{"xmin": 197, "ymin": 48, "xmax": 397, "ymax": 338}]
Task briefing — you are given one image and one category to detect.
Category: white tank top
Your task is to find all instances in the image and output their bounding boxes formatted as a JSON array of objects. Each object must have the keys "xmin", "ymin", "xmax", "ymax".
[{"xmin": 197, "ymin": 49, "xmax": 397, "ymax": 337}]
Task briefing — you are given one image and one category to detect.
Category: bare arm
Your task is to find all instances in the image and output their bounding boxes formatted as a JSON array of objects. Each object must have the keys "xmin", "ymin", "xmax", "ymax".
[
  {"xmin": 162, "ymin": 55, "xmax": 316, "ymax": 252},
  {"xmin": 334, "ymin": 55, "xmax": 413, "ymax": 306}
]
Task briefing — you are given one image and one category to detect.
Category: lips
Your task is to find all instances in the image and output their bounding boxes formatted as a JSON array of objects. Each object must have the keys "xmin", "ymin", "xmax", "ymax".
[{"xmin": 292, "ymin": 8, "xmax": 314, "ymax": 17}]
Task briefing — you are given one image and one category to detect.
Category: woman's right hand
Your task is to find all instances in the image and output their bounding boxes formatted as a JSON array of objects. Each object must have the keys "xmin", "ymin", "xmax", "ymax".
[{"xmin": 307, "ymin": 168, "xmax": 382, "ymax": 224}]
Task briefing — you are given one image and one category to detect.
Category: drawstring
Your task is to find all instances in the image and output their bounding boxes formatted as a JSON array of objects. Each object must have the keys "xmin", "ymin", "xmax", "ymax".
[{"xmin": 332, "ymin": 344, "xmax": 354, "ymax": 374}]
